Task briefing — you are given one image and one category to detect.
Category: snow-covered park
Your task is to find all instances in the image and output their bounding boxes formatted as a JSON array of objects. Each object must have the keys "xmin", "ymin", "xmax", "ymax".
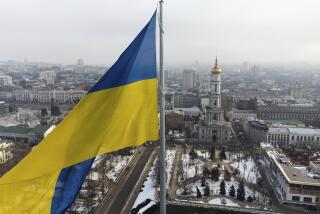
[
  {"xmin": 230, "ymin": 157, "xmax": 261, "ymax": 184},
  {"xmin": 179, "ymin": 153, "xmax": 204, "ymax": 181},
  {"xmin": 176, "ymin": 177, "xmax": 263, "ymax": 201}
]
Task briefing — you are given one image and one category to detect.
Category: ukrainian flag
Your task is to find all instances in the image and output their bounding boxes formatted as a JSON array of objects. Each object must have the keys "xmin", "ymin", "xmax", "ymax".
[{"xmin": 0, "ymin": 12, "xmax": 159, "ymax": 213}]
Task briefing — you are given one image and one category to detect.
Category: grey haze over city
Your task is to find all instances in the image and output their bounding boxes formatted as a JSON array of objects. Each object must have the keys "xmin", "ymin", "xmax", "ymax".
[{"xmin": 0, "ymin": 0, "xmax": 320, "ymax": 66}]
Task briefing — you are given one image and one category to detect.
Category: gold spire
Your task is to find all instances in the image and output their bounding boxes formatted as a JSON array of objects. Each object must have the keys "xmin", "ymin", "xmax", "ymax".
[{"xmin": 211, "ymin": 56, "xmax": 221, "ymax": 74}]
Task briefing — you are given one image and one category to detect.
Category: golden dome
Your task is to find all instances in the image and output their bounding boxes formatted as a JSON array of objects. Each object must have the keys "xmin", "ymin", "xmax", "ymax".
[{"xmin": 211, "ymin": 56, "xmax": 221, "ymax": 74}]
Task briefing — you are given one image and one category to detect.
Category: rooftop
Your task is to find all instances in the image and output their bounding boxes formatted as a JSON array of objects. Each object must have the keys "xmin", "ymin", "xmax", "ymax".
[
  {"xmin": 263, "ymin": 144, "xmax": 320, "ymax": 186},
  {"xmin": 268, "ymin": 127, "xmax": 289, "ymax": 134},
  {"xmin": 288, "ymin": 128, "xmax": 320, "ymax": 135}
]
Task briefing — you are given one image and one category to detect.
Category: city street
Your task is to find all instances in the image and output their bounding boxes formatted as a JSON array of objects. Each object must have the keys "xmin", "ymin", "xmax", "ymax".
[{"xmin": 96, "ymin": 146, "xmax": 158, "ymax": 214}]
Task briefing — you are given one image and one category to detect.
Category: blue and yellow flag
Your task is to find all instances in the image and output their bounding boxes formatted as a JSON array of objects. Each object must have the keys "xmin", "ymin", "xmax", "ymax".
[{"xmin": 0, "ymin": 12, "xmax": 158, "ymax": 213}]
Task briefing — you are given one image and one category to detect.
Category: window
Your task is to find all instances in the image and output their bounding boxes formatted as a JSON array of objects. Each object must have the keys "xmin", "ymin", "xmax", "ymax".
[
  {"xmin": 303, "ymin": 197, "xmax": 312, "ymax": 203},
  {"xmin": 292, "ymin": 196, "xmax": 300, "ymax": 201},
  {"xmin": 291, "ymin": 136, "xmax": 294, "ymax": 141}
]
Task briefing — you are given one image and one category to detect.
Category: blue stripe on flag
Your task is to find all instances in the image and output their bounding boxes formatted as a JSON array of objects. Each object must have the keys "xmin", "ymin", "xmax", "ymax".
[
  {"xmin": 89, "ymin": 12, "xmax": 156, "ymax": 93},
  {"xmin": 51, "ymin": 158, "xmax": 94, "ymax": 214}
]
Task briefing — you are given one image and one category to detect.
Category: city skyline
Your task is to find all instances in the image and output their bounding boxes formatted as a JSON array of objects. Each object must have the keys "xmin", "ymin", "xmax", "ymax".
[{"xmin": 0, "ymin": 0, "xmax": 320, "ymax": 65}]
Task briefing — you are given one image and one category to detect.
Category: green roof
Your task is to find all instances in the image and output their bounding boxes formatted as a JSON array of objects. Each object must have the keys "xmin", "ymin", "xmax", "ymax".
[
  {"xmin": 0, "ymin": 124, "xmax": 51, "ymax": 135},
  {"xmin": 0, "ymin": 126, "xmax": 31, "ymax": 134},
  {"xmin": 30, "ymin": 124, "xmax": 51, "ymax": 135}
]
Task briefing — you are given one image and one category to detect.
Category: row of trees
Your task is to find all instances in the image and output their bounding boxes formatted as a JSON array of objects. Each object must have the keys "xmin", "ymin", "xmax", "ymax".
[{"xmin": 197, "ymin": 179, "xmax": 250, "ymax": 202}]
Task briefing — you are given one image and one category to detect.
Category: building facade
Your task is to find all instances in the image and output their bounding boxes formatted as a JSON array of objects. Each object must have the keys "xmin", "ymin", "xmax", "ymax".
[
  {"xmin": 257, "ymin": 104, "xmax": 320, "ymax": 122},
  {"xmin": 0, "ymin": 90, "xmax": 86, "ymax": 104},
  {"xmin": 243, "ymin": 117, "xmax": 268, "ymax": 143},
  {"xmin": 173, "ymin": 92, "xmax": 200, "ymax": 108},
  {"xmin": 267, "ymin": 127, "xmax": 320, "ymax": 147}
]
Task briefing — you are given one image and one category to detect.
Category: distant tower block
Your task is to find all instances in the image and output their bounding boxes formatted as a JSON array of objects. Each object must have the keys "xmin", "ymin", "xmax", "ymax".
[
  {"xmin": 77, "ymin": 58, "xmax": 84, "ymax": 66},
  {"xmin": 182, "ymin": 69, "xmax": 195, "ymax": 91},
  {"xmin": 289, "ymin": 80, "xmax": 303, "ymax": 100}
]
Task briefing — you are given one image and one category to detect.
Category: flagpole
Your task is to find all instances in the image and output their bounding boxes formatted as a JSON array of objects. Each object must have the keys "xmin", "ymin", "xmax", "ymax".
[{"xmin": 159, "ymin": 0, "xmax": 166, "ymax": 214}]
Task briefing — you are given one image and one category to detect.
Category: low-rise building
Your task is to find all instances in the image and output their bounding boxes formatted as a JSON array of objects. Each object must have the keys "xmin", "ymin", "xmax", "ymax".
[
  {"xmin": 257, "ymin": 104, "xmax": 320, "ymax": 122},
  {"xmin": 5, "ymin": 89, "xmax": 87, "ymax": 104},
  {"xmin": 289, "ymin": 128, "xmax": 320, "ymax": 145},
  {"xmin": 267, "ymin": 127, "xmax": 320, "ymax": 147},
  {"xmin": 261, "ymin": 144, "xmax": 320, "ymax": 206},
  {"xmin": 0, "ymin": 124, "xmax": 51, "ymax": 143},
  {"xmin": 267, "ymin": 127, "xmax": 290, "ymax": 146}
]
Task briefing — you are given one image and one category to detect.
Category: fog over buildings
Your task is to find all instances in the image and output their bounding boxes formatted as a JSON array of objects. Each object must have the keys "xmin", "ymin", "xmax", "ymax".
[{"xmin": 0, "ymin": 0, "xmax": 320, "ymax": 66}]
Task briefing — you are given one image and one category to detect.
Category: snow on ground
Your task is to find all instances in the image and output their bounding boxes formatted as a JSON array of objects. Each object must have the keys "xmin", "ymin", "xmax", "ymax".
[
  {"xmin": 106, "ymin": 154, "xmax": 134, "ymax": 182},
  {"xmin": 208, "ymin": 198, "xmax": 240, "ymax": 207},
  {"xmin": 90, "ymin": 171, "xmax": 100, "ymax": 181},
  {"xmin": 177, "ymin": 177, "xmax": 263, "ymax": 201},
  {"xmin": 166, "ymin": 150, "xmax": 176, "ymax": 188},
  {"xmin": 92, "ymin": 156, "xmax": 103, "ymax": 169},
  {"xmin": 196, "ymin": 150, "xmax": 211, "ymax": 160},
  {"xmin": 106, "ymin": 155, "xmax": 133, "ymax": 181},
  {"xmin": 179, "ymin": 154, "xmax": 204, "ymax": 181},
  {"xmin": 225, "ymin": 152, "xmax": 244, "ymax": 162},
  {"xmin": 230, "ymin": 158, "xmax": 260, "ymax": 184},
  {"xmin": 132, "ymin": 157, "xmax": 158, "ymax": 214}
]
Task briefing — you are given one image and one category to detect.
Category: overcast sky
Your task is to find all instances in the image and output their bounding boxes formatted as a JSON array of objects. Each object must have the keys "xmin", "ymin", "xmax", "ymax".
[{"xmin": 0, "ymin": 0, "xmax": 319, "ymax": 66}]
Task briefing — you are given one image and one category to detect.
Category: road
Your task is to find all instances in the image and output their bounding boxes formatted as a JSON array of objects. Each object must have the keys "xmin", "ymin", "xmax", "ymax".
[
  {"xmin": 97, "ymin": 146, "xmax": 156, "ymax": 214},
  {"xmin": 167, "ymin": 146, "xmax": 182, "ymax": 200}
]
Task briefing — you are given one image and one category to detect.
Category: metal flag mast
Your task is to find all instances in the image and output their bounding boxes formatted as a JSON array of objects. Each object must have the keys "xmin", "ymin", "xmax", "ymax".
[{"xmin": 159, "ymin": 0, "xmax": 166, "ymax": 214}]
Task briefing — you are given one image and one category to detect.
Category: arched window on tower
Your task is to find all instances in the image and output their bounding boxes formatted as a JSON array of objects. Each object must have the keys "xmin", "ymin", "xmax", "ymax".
[
  {"xmin": 214, "ymin": 100, "xmax": 217, "ymax": 106},
  {"xmin": 215, "ymin": 84, "xmax": 218, "ymax": 92},
  {"xmin": 214, "ymin": 114, "xmax": 217, "ymax": 120}
]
